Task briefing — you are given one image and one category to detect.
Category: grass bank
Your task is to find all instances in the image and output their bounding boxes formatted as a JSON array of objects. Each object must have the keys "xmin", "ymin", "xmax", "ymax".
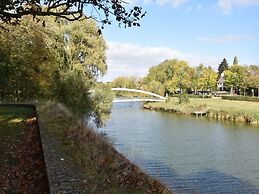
[
  {"xmin": 37, "ymin": 102, "xmax": 171, "ymax": 194},
  {"xmin": 144, "ymin": 97, "xmax": 259, "ymax": 125}
]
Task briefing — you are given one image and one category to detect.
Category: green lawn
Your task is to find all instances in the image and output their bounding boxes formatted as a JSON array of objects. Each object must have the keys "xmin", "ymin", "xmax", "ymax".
[{"xmin": 189, "ymin": 98, "xmax": 259, "ymax": 115}]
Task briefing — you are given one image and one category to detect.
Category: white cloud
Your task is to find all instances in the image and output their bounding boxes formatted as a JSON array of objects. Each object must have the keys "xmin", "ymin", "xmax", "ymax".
[
  {"xmin": 102, "ymin": 41, "xmax": 217, "ymax": 81},
  {"xmin": 218, "ymin": 0, "xmax": 259, "ymax": 14},
  {"xmin": 197, "ymin": 35, "xmax": 254, "ymax": 43}
]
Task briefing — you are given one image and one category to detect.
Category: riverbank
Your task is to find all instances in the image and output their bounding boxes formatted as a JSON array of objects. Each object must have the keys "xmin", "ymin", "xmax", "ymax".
[
  {"xmin": 37, "ymin": 102, "xmax": 171, "ymax": 193},
  {"xmin": 143, "ymin": 97, "xmax": 259, "ymax": 125}
]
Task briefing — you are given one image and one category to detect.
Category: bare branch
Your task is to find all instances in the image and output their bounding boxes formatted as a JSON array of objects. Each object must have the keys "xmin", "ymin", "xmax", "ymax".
[{"xmin": 0, "ymin": 0, "xmax": 146, "ymax": 28}]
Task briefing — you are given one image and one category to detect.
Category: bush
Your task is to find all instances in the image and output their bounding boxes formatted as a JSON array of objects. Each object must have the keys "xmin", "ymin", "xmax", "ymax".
[
  {"xmin": 172, "ymin": 94, "xmax": 212, "ymax": 98},
  {"xmin": 221, "ymin": 96, "xmax": 259, "ymax": 102},
  {"xmin": 178, "ymin": 93, "xmax": 190, "ymax": 104}
]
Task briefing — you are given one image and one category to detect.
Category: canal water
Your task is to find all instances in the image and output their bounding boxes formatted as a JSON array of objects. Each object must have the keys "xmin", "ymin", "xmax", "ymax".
[{"xmin": 99, "ymin": 102, "xmax": 259, "ymax": 193}]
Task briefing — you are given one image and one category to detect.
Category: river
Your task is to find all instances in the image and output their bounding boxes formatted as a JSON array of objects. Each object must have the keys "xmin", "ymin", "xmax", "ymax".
[{"xmin": 99, "ymin": 102, "xmax": 259, "ymax": 193}]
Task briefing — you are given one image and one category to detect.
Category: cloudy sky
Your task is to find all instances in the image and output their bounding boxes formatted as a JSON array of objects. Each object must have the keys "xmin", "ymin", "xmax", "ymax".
[{"xmin": 101, "ymin": 0, "xmax": 259, "ymax": 81}]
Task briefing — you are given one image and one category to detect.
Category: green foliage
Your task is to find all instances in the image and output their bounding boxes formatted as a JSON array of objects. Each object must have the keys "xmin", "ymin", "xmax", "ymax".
[
  {"xmin": 143, "ymin": 59, "xmax": 217, "ymax": 96},
  {"xmin": 193, "ymin": 65, "xmax": 217, "ymax": 93},
  {"xmin": 172, "ymin": 94, "xmax": 212, "ymax": 98},
  {"xmin": 0, "ymin": 18, "xmax": 60, "ymax": 101},
  {"xmin": 52, "ymin": 67, "xmax": 92, "ymax": 116},
  {"xmin": 63, "ymin": 19, "xmax": 107, "ymax": 77},
  {"xmin": 178, "ymin": 93, "xmax": 190, "ymax": 105},
  {"xmin": 224, "ymin": 70, "xmax": 239, "ymax": 90},
  {"xmin": 111, "ymin": 76, "xmax": 143, "ymax": 97},
  {"xmin": 223, "ymin": 64, "xmax": 252, "ymax": 95},
  {"xmin": 90, "ymin": 84, "xmax": 113, "ymax": 127},
  {"xmin": 0, "ymin": 16, "xmax": 112, "ymax": 127},
  {"xmin": 144, "ymin": 59, "xmax": 194, "ymax": 94},
  {"xmin": 143, "ymin": 59, "xmax": 176, "ymax": 84},
  {"xmin": 218, "ymin": 58, "xmax": 229, "ymax": 79},
  {"xmin": 147, "ymin": 80, "xmax": 165, "ymax": 96},
  {"xmin": 111, "ymin": 76, "xmax": 140, "ymax": 89}
]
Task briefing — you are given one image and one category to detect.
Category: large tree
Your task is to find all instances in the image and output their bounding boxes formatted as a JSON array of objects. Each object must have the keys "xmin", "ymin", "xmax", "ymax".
[
  {"xmin": 0, "ymin": 16, "xmax": 112, "ymax": 125},
  {"xmin": 0, "ymin": 0, "xmax": 145, "ymax": 29},
  {"xmin": 143, "ymin": 59, "xmax": 176, "ymax": 85},
  {"xmin": 198, "ymin": 66, "xmax": 217, "ymax": 94},
  {"xmin": 224, "ymin": 70, "xmax": 239, "ymax": 95},
  {"xmin": 0, "ymin": 17, "xmax": 60, "ymax": 101},
  {"xmin": 217, "ymin": 58, "xmax": 229, "ymax": 79}
]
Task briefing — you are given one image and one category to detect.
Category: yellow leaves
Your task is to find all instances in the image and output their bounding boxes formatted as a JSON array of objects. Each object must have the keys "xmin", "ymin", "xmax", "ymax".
[{"xmin": 8, "ymin": 118, "xmax": 24, "ymax": 124}]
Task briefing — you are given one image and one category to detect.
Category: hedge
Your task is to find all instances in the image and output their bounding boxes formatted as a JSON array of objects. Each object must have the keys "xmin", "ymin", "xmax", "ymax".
[
  {"xmin": 221, "ymin": 96, "xmax": 259, "ymax": 102},
  {"xmin": 172, "ymin": 94, "xmax": 212, "ymax": 98}
]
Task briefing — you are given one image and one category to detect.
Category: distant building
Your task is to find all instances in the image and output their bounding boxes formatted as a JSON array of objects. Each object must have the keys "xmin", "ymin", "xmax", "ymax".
[{"xmin": 217, "ymin": 72, "xmax": 224, "ymax": 91}]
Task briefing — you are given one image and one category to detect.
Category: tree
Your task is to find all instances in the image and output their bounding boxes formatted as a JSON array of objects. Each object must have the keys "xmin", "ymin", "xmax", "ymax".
[
  {"xmin": 0, "ymin": 17, "xmax": 61, "ymax": 101},
  {"xmin": 193, "ymin": 64, "xmax": 206, "ymax": 94},
  {"xmin": 221, "ymin": 64, "xmax": 256, "ymax": 96},
  {"xmin": 199, "ymin": 66, "xmax": 217, "ymax": 95},
  {"xmin": 217, "ymin": 58, "xmax": 229, "ymax": 79},
  {"xmin": 191, "ymin": 65, "xmax": 217, "ymax": 96},
  {"xmin": 229, "ymin": 64, "xmax": 250, "ymax": 96},
  {"xmin": 0, "ymin": 16, "xmax": 113, "ymax": 126},
  {"xmin": 0, "ymin": 0, "xmax": 146, "ymax": 29},
  {"xmin": 233, "ymin": 56, "xmax": 238, "ymax": 65},
  {"xmin": 144, "ymin": 59, "xmax": 194, "ymax": 94},
  {"xmin": 248, "ymin": 65, "xmax": 259, "ymax": 97},
  {"xmin": 147, "ymin": 80, "xmax": 165, "ymax": 96},
  {"xmin": 170, "ymin": 60, "xmax": 194, "ymax": 93},
  {"xmin": 224, "ymin": 70, "xmax": 239, "ymax": 95},
  {"xmin": 143, "ymin": 59, "xmax": 175, "ymax": 84},
  {"xmin": 111, "ymin": 76, "xmax": 141, "ymax": 97},
  {"xmin": 111, "ymin": 76, "xmax": 139, "ymax": 89}
]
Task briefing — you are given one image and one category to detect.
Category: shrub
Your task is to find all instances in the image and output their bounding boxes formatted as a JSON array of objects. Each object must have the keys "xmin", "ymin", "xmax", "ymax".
[
  {"xmin": 172, "ymin": 94, "xmax": 212, "ymax": 98},
  {"xmin": 178, "ymin": 93, "xmax": 190, "ymax": 105},
  {"xmin": 221, "ymin": 96, "xmax": 259, "ymax": 102}
]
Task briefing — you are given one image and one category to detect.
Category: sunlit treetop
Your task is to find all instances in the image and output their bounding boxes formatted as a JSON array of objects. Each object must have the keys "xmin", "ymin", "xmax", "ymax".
[{"xmin": 0, "ymin": 0, "xmax": 146, "ymax": 29}]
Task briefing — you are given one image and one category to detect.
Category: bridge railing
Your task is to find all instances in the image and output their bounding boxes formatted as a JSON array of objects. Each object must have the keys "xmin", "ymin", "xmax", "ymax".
[{"xmin": 111, "ymin": 88, "xmax": 167, "ymax": 100}]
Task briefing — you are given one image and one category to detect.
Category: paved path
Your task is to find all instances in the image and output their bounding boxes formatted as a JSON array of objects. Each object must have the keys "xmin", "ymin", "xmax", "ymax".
[{"xmin": 39, "ymin": 122, "xmax": 90, "ymax": 194}]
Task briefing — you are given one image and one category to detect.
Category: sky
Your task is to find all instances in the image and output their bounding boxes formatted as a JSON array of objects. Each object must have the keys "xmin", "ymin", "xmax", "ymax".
[{"xmin": 100, "ymin": 0, "xmax": 259, "ymax": 82}]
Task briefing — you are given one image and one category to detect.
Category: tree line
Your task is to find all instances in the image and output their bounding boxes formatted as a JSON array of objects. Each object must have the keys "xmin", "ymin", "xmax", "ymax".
[
  {"xmin": 111, "ymin": 58, "xmax": 259, "ymax": 97},
  {"xmin": 0, "ymin": 16, "xmax": 113, "ymax": 126}
]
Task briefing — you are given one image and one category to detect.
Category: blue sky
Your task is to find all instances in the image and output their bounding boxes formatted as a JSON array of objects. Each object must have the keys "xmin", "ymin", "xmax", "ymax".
[{"xmin": 100, "ymin": 0, "xmax": 259, "ymax": 81}]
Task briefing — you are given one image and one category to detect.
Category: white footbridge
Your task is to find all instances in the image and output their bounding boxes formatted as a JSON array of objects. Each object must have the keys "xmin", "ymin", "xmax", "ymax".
[{"xmin": 111, "ymin": 88, "xmax": 167, "ymax": 103}]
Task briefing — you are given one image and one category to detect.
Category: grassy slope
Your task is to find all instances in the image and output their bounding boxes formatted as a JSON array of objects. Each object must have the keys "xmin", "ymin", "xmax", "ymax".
[{"xmin": 145, "ymin": 97, "xmax": 259, "ymax": 124}]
